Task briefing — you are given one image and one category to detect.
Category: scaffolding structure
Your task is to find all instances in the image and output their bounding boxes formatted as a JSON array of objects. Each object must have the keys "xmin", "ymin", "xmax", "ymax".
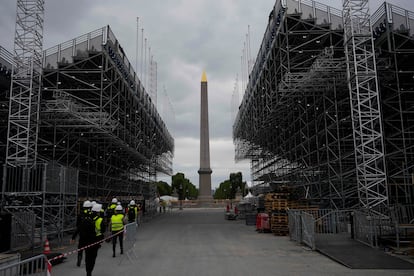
[
  {"xmin": 373, "ymin": 2, "xmax": 414, "ymax": 205},
  {"xmin": 233, "ymin": 0, "xmax": 414, "ymax": 208},
  {"xmin": 0, "ymin": 46, "xmax": 13, "ymax": 164},
  {"xmin": 1, "ymin": 25, "xmax": 174, "ymax": 249},
  {"xmin": 6, "ymin": 0, "xmax": 44, "ymax": 167},
  {"xmin": 39, "ymin": 25, "xmax": 174, "ymax": 197}
]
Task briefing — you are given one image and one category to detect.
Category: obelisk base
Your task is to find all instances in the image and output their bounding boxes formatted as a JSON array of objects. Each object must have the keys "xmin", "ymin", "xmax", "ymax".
[
  {"xmin": 196, "ymin": 197, "xmax": 216, "ymax": 208},
  {"xmin": 198, "ymin": 169, "xmax": 212, "ymax": 199}
]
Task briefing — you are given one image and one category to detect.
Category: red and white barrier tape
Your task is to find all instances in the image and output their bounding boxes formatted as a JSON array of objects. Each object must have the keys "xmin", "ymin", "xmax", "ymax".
[
  {"xmin": 46, "ymin": 260, "xmax": 52, "ymax": 276},
  {"xmin": 48, "ymin": 229, "xmax": 125, "ymax": 263}
]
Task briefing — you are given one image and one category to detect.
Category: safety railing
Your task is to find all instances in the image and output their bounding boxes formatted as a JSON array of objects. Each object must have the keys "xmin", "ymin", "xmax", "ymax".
[
  {"xmin": 0, "ymin": 254, "xmax": 49, "ymax": 276},
  {"xmin": 288, "ymin": 209, "xmax": 352, "ymax": 250},
  {"xmin": 43, "ymin": 27, "xmax": 107, "ymax": 70},
  {"xmin": 372, "ymin": 2, "xmax": 414, "ymax": 36},
  {"xmin": 0, "ymin": 46, "xmax": 14, "ymax": 70},
  {"xmin": 285, "ymin": 0, "xmax": 342, "ymax": 29}
]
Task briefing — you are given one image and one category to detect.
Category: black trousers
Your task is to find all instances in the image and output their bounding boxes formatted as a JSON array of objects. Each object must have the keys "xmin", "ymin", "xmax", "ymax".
[
  {"xmin": 112, "ymin": 230, "xmax": 124, "ymax": 254},
  {"xmin": 85, "ymin": 244, "xmax": 100, "ymax": 276},
  {"xmin": 77, "ymin": 239, "xmax": 88, "ymax": 264}
]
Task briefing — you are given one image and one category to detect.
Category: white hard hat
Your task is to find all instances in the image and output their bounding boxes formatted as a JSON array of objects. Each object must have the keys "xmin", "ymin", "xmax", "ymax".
[
  {"xmin": 83, "ymin": 200, "xmax": 92, "ymax": 208},
  {"xmin": 117, "ymin": 202, "xmax": 121, "ymax": 205},
  {"xmin": 91, "ymin": 201, "xmax": 97, "ymax": 206},
  {"xmin": 92, "ymin": 203, "xmax": 102, "ymax": 212},
  {"xmin": 111, "ymin": 198, "xmax": 118, "ymax": 203},
  {"xmin": 130, "ymin": 200, "xmax": 135, "ymax": 205},
  {"xmin": 115, "ymin": 205, "xmax": 123, "ymax": 211}
]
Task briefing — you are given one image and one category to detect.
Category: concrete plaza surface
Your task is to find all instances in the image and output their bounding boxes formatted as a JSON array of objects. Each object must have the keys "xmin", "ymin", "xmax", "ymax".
[{"xmin": 51, "ymin": 208, "xmax": 413, "ymax": 276}]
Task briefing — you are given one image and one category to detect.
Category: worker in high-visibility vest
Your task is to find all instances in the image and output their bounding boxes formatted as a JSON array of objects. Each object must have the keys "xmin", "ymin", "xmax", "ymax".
[
  {"xmin": 106, "ymin": 198, "xmax": 118, "ymax": 218},
  {"xmin": 127, "ymin": 200, "xmax": 138, "ymax": 223},
  {"xmin": 110, "ymin": 204, "xmax": 126, "ymax": 257},
  {"xmin": 71, "ymin": 200, "xmax": 93, "ymax": 267},
  {"xmin": 83, "ymin": 203, "xmax": 105, "ymax": 276}
]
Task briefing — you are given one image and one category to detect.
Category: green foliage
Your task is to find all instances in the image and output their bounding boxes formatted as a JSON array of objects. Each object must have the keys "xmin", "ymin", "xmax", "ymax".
[
  {"xmin": 213, "ymin": 180, "xmax": 231, "ymax": 199},
  {"xmin": 214, "ymin": 172, "xmax": 247, "ymax": 199},
  {"xmin": 171, "ymin": 172, "xmax": 198, "ymax": 200},
  {"xmin": 156, "ymin": 181, "xmax": 172, "ymax": 196}
]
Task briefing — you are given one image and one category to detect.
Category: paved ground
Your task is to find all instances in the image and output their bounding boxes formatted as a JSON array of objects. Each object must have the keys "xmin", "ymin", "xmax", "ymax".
[{"xmin": 51, "ymin": 208, "xmax": 414, "ymax": 276}]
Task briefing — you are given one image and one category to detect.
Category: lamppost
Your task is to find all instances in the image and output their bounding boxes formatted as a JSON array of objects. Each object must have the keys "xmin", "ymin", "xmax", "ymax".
[
  {"xmin": 230, "ymin": 184, "xmax": 233, "ymax": 209},
  {"xmin": 179, "ymin": 183, "xmax": 183, "ymax": 210},
  {"xmin": 223, "ymin": 188, "xmax": 228, "ymax": 212}
]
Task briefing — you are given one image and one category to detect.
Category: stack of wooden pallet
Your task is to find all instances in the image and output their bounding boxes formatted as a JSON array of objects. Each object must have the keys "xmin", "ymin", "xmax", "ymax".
[{"xmin": 264, "ymin": 192, "xmax": 290, "ymax": 235}]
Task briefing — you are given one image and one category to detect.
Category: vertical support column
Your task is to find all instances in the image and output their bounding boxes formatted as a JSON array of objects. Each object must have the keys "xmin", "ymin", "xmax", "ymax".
[
  {"xmin": 6, "ymin": 0, "xmax": 45, "ymax": 167},
  {"xmin": 342, "ymin": 0, "xmax": 388, "ymax": 210}
]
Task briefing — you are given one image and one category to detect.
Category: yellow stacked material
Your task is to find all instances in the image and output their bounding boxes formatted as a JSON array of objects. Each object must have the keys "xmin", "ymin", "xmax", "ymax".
[
  {"xmin": 264, "ymin": 192, "xmax": 290, "ymax": 235},
  {"xmin": 264, "ymin": 192, "xmax": 289, "ymax": 201},
  {"xmin": 263, "ymin": 191, "xmax": 320, "ymax": 235},
  {"xmin": 270, "ymin": 213, "xmax": 289, "ymax": 235},
  {"xmin": 264, "ymin": 200, "xmax": 273, "ymax": 214},
  {"xmin": 264, "ymin": 192, "xmax": 290, "ymax": 213},
  {"xmin": 272, "ymin": 200, "xmax": 289, "ymax": 210}
]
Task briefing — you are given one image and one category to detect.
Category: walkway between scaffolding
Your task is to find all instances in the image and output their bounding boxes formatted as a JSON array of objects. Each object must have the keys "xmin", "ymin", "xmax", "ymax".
[
  {"xmin": 50, "ymin": 208, "xmax": 414, "ymax": 276},
  {"xmin": 315, "ymin": 234, "xmax": 414, "ymax": 269}
]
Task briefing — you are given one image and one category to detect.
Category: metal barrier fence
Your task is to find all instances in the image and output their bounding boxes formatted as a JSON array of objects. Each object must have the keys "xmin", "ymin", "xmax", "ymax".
[
  {"xmin": 301, "ymin": 212, "xmax": 315, "ymax": 250},
  {"xmin": 0, "ymin": 254, "xmax": 49, "ymax": 276},
  {"xmin": 288, "ymin": 208, "xmax": 398, "ymax": 249},
  {"xmin": 121, "ymin": 222, "xmax": 138, "ymax": 264},
  {"xmin": 11, "ymin": 212, "xmax": 37, "ymax": 250},
  {"xmin": 288, "ymin": 209, "xmax": 352, "ymax": 249},
  {"xmin": 353, "ymin": 209, "xmax": 393, "ymax": 248},
  {"xmin": 315, "ymin": 210, "xmax": 351, "ymax": 234},
  {"xmin": 124, "ymin": 222, "xmax": 137, "ymax": 252},
  {"xmin": 288, "ymin": 210, "xmax": 302, "ymax": 243},
  {"xmin": 354, "ymin": 209, "xmax": 377, "ymax": 247}
]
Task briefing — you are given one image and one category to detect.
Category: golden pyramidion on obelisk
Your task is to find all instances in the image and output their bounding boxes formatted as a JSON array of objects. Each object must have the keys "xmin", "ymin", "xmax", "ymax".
[{"xmin": 201, "ymin": 70, "xmax": 207, "ymax": 83}]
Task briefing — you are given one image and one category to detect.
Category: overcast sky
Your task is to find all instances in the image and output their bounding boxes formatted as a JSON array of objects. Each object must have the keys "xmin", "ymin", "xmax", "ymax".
[{"xmin": 0, "ymin": 0, "xmax": 412, "ymax": 190}]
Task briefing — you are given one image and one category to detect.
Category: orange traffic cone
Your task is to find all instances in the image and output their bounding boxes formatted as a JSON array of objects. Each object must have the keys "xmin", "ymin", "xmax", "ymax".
[{"xmin": 43, "ymin": 238, "xmax": 51, "ymax": 254}]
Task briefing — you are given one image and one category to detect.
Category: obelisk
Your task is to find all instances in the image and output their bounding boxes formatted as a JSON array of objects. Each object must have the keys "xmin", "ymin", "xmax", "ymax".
[{"xmin": 198, "ymin": 71, "xmax": 212, "ymax": 200}]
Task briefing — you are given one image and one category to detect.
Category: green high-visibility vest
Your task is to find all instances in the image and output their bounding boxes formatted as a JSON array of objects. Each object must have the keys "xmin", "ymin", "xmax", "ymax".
[
  {"xmin": 94, "ymin": 216, "xmax": 103, "ymax": 236},
  {"xmin": 111, "ymin": 214, "xmax": 124, "ymax": 231}
]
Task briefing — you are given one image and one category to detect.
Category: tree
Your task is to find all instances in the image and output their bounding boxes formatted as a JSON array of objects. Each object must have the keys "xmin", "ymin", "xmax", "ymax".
[
  {"xmin": 213, "ymin": 172, "xmax": 247, "ymax": 199},
  {"xmin": 213, "ymin": 180, "xmax": 231, "ymax": 199},
  {"xmin": 171, "ymin": 173, "xmax": 198, "ymax": 199},
  {"xmin": 156, "ymin": 181, "xmax": 172, "ymax": 196},
  {"xmin": 230, "ymin": 172, "xmax": 247, "ymax": 197}
]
